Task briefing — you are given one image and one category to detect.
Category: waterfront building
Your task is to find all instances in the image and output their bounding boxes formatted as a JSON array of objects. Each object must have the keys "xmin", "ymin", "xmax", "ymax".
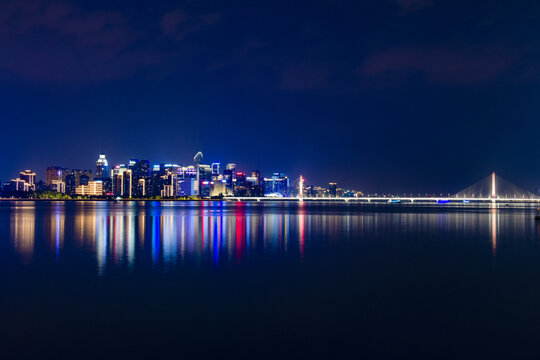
[
  {"xmin": 112, "ymin": 165, "xmax": 132, "ymax": 198},
  {"xmin": 198, "ymin": 165, "xmax": 212, "ymax": 197},
  {"xmin": 178, "ymin": 178, "xmax": 196, "ymax": 196},
  {"xmin": 160, "ymin": 164, "xmax": 180, "ymax": 197},
  {"xmin": 234, "ymin": 172, "xmax": 247, "ymax": 196},
  {"xmin": 19, "ymin": 170, "xmax": 36, "ymax": 189},
  {"xmin": 95, "ymin": 153, "xmax": 109, "ymax": 179},
  {"xmin": 79, "ymin": 173, "xmax": 90, "ymax": 186},
  {"xmin": 247, "ymin": 170, "xmax": 263, "ymax": 196},
  {"xmin": 211, "ymin": 162, "xmax": 220, "ymax": 178},
  {"xmin": 179, "ymin": 166, "xmax": 197, "ymax": 179},
  {"xmin": 223, "ymin": 169, "xmax": 234, "ymax": 193},
  {"xmin": 75, "ymin": 180, "xmax": 103, "ymax": 196},
  {"xmin": 65, "ymin": 174, "xmax": 76, "ymax": 195},
  {"xmin": 210, "ymin": 181, "xmax": 227, "ymax": 197},
  {"xmin": 51, "ymin": 180, "xmax": 66, "ymax": 193},
  {"xmin": 329, "ymin": 183, "xmax": 337, "ymax": 197},
  {"xmin": 46, "ymin": 166, "xmax": 64, "ymax": 186},
  {"xmin": 9, "ymin": 178, "xmax": 30, "ymax": 192},
  {"xmin": 130, "ymin": 159, "xmax": 150, "ymax": 197},
  {"xmin": 264, "ymin": 173, "xmax": 289, "ymax": 197}
]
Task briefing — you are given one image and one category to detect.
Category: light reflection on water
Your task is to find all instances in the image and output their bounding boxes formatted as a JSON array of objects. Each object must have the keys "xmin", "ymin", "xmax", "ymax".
[{"xmin": 4, "ymin": 200, "xmax": 538, "ymax": 274}]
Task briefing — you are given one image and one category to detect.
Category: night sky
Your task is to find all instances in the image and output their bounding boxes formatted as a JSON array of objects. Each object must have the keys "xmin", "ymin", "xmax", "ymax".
[{"xmin": 2, "ymin": 0, "xmax": 540, "ymax": 194}]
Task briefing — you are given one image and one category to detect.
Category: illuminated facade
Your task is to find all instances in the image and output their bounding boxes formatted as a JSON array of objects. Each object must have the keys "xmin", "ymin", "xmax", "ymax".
[
  {"xmin": 264, "ymin": 173, "xmax": 289, "ymax": 197},
  {"xmin": 130, "ymin": 159, "xmax": 150, "ymax": 197},
  {"xmin": 95, "ymin": 153, "xmax": 109, "ymax": 179},
  {"xmin": 19, "ymin": 170, "xmax": 36, "ymax": 189},
  {"xmin": 51, "ymin": 180, "xmax": 66, "ymax": 193},
  {"xmin": 46, "ymin": 166, "xmax": 64, "ymax": 186},
  {"xmin": 211, "ymin": 162, "xmax": 220, "ymax": 177},
  {"xmin": 178, "ymin": 178, "xmax": 196, "ymax": 196},
  {"xmin": 75, "ymin": 180, "xmax": 103, "ymax": 196},
  {"xmin": 112, "ymin": 165, "xmax": 132, "ymax": 197}
]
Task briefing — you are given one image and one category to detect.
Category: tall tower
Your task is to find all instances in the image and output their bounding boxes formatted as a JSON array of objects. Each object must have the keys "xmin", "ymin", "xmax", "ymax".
[
  {"xmin": 491, "ymin": 172, "xmax": 496, "ymax": 199},
  {"xmin": 95, "ymin": 153, "xmax": 109, "ymax": 179},
  {"xmin": 194, "ymin": 152, "xmax": 203, "ymax": 196}
]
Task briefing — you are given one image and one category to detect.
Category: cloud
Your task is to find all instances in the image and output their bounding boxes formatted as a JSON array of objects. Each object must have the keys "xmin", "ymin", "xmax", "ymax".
[
  {"xmin": 280, "ymin": 63, "xmax": 329, "ymax": 90},
  {"xmin": 161, "ymin": 9, "xmax": 220, "ymax": 41},
  {"xmin": 359, "ymin": 44, "xmax": 522, "ymax": 86},
  {"xmin": 0, "ymin": 1, "xmax": 219, "ymax": 82}
]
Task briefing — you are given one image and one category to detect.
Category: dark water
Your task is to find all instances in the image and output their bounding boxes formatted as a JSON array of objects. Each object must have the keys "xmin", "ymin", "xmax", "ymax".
[{"xmin": 2, "ymin": 200, "xmax": 540, "ymax": 359}]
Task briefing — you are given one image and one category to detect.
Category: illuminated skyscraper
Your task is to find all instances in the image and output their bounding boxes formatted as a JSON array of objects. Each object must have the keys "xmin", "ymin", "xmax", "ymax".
[
  {"xmin": 247, "ymin": 170, "xmax": 263, "ymax": 196},
  {"xmin": 329, "ymin": 183, "xmax": 337, "ymax": 197},
  {"xmin": 194, "ymin": 152, "xmax": 203, "ymax": 196},
  {"xmin": 234, "ymin": 172, "xmax": 247, "ymax": 196},
  {"xmin": 112, "ymin": 165, "xmax": 132, "ymax": 197},
  {"xmin": 211, "ymin": 162, "xmax": 220, "ymax": 177},
  {"xmin": 130, "ymin": 159, "xmax": 150, "ymax": 197},
  {"xmin": 95, "ymin": 153, "xmax": 109, "ymax": 179},
  {"xmin": 223, "ymin": 169, "xmax": 234, "ymax": 192},
  {"xmin": 264, "ymin": 173, "xmax": 289, "ymax": 197},
  {"xmin": 46, "ymin": 166, "xmax": 63, "ymax": 186}
]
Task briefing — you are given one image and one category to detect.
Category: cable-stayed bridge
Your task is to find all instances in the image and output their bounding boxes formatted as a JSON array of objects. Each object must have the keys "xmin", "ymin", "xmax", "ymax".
[{"xmin": 226, "ymin": 172, "xmax": 540, "ymax": 203}]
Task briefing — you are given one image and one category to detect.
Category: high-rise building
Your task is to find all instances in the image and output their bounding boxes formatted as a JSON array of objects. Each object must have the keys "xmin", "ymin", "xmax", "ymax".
[
  {"xmin": 130, "ymin": 159, "xmax": 150, "ymax": 197},
  {"xmin": 234, "ymin": 172, "xmax": 247, "ymax": 196},
  {"xmin": 46, "ymin": 166, "xmax": 63, "ymax": 186},
  {"xmin": 198, "ymin": 165, "xmax": 212, "ymax": 197},
  {"xmin": 211, "ymin": 162, "xmax": 220, "ymax": 177},
  {"xmin": 226, "ymin": 163, "xmax": 236, "ymax": 171},
  {"xmin": 210, "ymin": 181, "xmax": 227, "ymax": 197},
  {"xmin": 247, "ymin": 170, "xmax": 263, "ymax": 196},
  {"xmin": 112, "ymin": 165, "xmax": 132, "ymax": 198},
  {"xmin": 329, "ymin": 183, "xmax": 337, "ymax": 197},
  {"xmin": 223, "ymin": 169, "xmax": 234, "ymax": 193},
  {"xmin": 264, "ymin": 173, "xmax": 289, "ymax": 197},
  {"xmin": 95, "ymin": 153, "xmax": 109, "ymax": 179},
  {"xmin": 65, "ymin": 174, "xmax": 76, "ymax": 195},
  {"xmin": 178, "ymin": 178, "xmax": 196, "ymax": 196},
  {"xmin": 160, "ymin": 164, "xmax": 180, "ymax": 197}
]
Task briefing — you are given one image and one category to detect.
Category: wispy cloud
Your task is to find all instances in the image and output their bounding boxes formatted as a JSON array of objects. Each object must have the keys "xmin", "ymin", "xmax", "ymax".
[
  {"xmin": 280, "ymin": 63, "xmax": 329, "ymax": 91},
  {"xmin": 161, "ymin": 9, "xmax": 220, "ymax": 41},
  {"xmin": 0, "ymin": 0, "xmax": 219, "ymax": 82},
  {"xmin": 360, "ymin": 43, "xmax": 523, "ymax": 86}
]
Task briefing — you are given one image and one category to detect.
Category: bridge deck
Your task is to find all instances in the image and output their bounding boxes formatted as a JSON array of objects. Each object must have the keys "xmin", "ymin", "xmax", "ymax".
[{"xmin": 224, "ymin": 197, "xmax": 540, "ymax": 203}]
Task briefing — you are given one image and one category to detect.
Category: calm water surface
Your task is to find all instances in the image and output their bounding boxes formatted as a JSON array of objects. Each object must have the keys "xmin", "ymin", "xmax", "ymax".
[{"xmin": 2, "ymin": 200, "xmax": 540, "ymax": 359}]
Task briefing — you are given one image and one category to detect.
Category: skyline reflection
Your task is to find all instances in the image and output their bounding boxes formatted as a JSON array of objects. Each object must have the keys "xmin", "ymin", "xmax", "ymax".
[{"xmin": 5, "ymin": 201, "xmax": 538, "ymax": 274}]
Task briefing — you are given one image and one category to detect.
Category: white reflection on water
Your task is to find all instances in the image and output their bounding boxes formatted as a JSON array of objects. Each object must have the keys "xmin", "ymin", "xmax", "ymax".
[
  {"xmin": 6, "ymin": 201, "xmax": 539, "ymax": 273},
  {"xmin": 11, "ymin": 204, "xmax": 35, "ymax": 264}
]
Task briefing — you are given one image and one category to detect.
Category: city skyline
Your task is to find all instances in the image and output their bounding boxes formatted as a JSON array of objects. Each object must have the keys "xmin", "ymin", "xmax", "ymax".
[
  {"xmin": 2, "ymin": 151, "xmax": 361, "ymax": 199},
  {"xmin": 4, "ymin": 150, "xmax": 539, "ymax": 200}
]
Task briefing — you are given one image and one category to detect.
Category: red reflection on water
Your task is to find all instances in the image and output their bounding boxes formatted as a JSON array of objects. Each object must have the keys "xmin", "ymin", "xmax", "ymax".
[{"xmin": 299, "ymin": 213, "xmax": 305, "ymax": 259}]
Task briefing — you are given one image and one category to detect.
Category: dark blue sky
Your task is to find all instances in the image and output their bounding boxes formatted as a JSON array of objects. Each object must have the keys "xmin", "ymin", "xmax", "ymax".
[{"xmin": 2, "ymin": 0, "xmax": 540, "ymax": 193}]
